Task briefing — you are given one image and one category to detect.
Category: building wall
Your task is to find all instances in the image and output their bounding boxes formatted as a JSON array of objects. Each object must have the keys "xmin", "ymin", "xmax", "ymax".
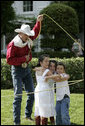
[
  {"xmin": 33, "ymin": 1, "xmax": 51, "ymax": 17},
  {"xmin": 12, "ymin": 1, "xmax": 51, "ymax": 18}
]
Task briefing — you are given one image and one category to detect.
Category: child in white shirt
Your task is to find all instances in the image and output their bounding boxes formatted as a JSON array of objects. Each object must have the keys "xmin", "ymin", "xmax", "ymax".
[{"xmin": 55, "ymin": 62, "xmax": 70, "ymax": 125}]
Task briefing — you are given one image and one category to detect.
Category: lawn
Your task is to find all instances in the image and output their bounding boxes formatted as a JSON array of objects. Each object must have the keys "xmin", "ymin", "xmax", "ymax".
[{"xmin": 1, "ymin": 89, "xmax": 84, "ymax": 125}]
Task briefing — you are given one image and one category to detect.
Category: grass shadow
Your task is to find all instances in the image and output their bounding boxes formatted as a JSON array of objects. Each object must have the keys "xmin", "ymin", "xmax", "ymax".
[
  {"xmin": 71, "ymin": 122, "xmax": 79, "ymax": 125},
  {"xmin": 48, "ymin": 121, "xmax": 78, "ymax": 125}
]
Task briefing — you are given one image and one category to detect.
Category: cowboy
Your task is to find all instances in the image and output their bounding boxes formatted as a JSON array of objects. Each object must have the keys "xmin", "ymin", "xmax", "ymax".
[{"xmin": 6, "ymin": 14, "xmax": 43, "ymax": 125}]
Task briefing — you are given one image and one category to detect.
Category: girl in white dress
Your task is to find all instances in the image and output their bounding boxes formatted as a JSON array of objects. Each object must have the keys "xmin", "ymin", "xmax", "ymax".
[
  {"xmin": 48, "ymin": 60, "xmax": 57, "ymax": 124},
  {"xmin": 34, "ymin": 54, "xmax": 59, "ymax": 125}
]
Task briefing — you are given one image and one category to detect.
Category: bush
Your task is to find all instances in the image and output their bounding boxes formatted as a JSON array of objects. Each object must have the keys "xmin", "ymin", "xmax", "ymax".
[
  {"xmin": 39, "ymin": 3, "xmax": 79, "ymax": 58},
  {"xmin": 40, "ymin": 3, "xmax": 79, "ymax": 34},
  {"xmin": 1, "ymin": 57, "xmax": 84, "ymax": 93},
  {"xmin": 1, "ymin": 54, "xmax": 6, "ymax": 58},
  {"xmin": 1, "ymin": 59, "xmax": 12, "ymax": 89}
]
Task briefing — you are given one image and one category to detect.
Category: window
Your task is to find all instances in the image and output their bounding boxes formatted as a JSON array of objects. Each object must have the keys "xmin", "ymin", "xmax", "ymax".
[{"xmin": 23, "ymin": 1, "xmax": 33, "ymax": 12}]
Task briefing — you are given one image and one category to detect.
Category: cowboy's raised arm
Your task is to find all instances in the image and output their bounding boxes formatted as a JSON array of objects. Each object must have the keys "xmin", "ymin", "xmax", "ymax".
[{"xmin": 30, "ymin": 14, "xmax": 43, "ymax": 40}]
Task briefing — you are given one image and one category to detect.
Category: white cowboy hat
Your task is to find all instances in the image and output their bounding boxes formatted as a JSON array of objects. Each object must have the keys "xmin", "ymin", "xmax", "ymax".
[{"xmin": 14, "ymin": 24, "xmax": 35, "ymax": 36}]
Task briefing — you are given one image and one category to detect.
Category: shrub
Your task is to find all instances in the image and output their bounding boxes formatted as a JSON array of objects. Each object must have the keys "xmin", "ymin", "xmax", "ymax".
[
  {"xmin": 1, "ymin": 59, "xmax": 12, "ymax": 89},
  {"xmin": 40, "ymin": 3, "xmax": 79, "ymax": 35},
  {"xmin": 39, "ymin": 3, "xmax": 79, "ymax": 58},
  {"xmin": 1, "ymin": 54, "xmax": 6, "ymax": 58},
  {"xmin": 1, "ymin": 57, "xmax": 84, "ymax": 93}
]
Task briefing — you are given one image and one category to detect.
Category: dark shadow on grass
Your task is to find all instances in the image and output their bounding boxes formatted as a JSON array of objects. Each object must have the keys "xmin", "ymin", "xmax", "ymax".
[
  {"xmin": 48, "ymin": 121, "xmax": 78, "ymax": 125},
  {"xmin": 71, "ymin": 122, "xmax": 78, "ymax": 125},
  {"xmin": 71, "ymin": 122, "xmax": 83, "ymax": 125}
]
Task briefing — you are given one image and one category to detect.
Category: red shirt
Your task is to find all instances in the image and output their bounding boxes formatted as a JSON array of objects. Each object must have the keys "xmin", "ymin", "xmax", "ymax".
[{"xmin": 6, "ymin": 21, "xmax": 41, "ymax": 66}]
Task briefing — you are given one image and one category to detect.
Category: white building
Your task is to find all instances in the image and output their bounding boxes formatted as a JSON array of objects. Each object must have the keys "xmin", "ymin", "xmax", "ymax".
[{"xmin": 12, "ymin": 1, "xmax": 52, "ymax": 18}]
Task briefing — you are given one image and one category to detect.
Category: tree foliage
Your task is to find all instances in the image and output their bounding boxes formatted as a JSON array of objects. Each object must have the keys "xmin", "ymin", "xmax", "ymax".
[
  {"xmin": 39, "ymin": 3, "xmax": 79, "ymax": 54},
  {"xmin": 64, "ymin": 1, "xmax": 84, "ymax": 32},
  {"xmin": 1, "ymin": 1, "xmax": 16, "ymax": 35}
]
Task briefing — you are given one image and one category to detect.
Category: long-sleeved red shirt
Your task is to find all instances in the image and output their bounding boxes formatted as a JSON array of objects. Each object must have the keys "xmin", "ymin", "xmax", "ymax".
[{"xmin": 6, "ymin": 21, "xmax": 41, "ymax": 66}]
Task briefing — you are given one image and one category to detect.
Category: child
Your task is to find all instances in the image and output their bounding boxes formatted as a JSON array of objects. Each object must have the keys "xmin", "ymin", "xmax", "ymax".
[
  {"xmin": 55, "ymin": 62, "xmax": 70, "ymax": 125},
  {"xmin": 48, "ymin": 60, "xmax": 57, "ymax": 124},
  {"xmin": 49, "ymin": 60, "xmax": 57, "ymax": 74},
  {"xmin": 34, "ymin": 54, "xmax": 57, "ymax": 125},
  {"xmin": 49, "ymin": 60, "xmax": 57, "ymax": 93}
]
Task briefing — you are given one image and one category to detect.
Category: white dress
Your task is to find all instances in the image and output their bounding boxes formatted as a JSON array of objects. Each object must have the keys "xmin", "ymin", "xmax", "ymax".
[{"xmin": 34, "ymin": 69, "xmax": 55, "ymax": 117}]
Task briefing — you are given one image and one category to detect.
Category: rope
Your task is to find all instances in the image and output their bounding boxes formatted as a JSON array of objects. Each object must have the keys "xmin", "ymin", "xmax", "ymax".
[
  {"xmin": 36, "ymin": 21, "xmax": 41, "ymax": 40},
  {"xmin": 1, "ymin": 79, "xmax": 84, "ymax": 98}
]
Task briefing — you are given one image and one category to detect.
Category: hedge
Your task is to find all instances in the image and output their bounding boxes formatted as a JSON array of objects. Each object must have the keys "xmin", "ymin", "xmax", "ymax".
[{"xmin": 1, "ymin": 57, "xmax": 84, "ymax": 93}]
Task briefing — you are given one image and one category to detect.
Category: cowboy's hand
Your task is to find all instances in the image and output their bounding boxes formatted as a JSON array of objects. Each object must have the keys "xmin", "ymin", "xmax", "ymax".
[
  {"xmin": 25, "ymin": 55, "xmax": 29, "ymax": 62},
  {"xmin": 37, "ymin": 14, "xmax": 43, "ymax": 22}
]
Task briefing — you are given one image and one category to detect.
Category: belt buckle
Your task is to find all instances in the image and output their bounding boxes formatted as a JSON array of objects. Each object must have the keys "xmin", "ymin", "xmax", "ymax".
[{"xmin": 22, "ymin": 63, "xmax": 27, "ymax": 68}]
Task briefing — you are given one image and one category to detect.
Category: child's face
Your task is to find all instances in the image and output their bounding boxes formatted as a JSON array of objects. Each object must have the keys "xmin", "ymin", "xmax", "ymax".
[
  {"xmin": 40, "ymin": 57, "xmax": 49, "ymax": 69},
  {"xmin": 56, "ymin": 65, "xmax": 65, "ymax": 74},
  {"xmin": 49, "ymin": 62, "xmax": 56, "ymax": 73}
]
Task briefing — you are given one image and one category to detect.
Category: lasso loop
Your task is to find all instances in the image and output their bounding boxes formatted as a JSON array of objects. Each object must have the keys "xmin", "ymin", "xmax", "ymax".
[{"xmin": 1, "ymin": 79, "xmax": 84, "ymax": 98}]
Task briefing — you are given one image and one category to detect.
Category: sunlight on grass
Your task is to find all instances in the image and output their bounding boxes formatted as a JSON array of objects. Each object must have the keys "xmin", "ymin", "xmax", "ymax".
[{"xmin": 1, "ymin": 90, "xmax": 84, "ymax": 125}]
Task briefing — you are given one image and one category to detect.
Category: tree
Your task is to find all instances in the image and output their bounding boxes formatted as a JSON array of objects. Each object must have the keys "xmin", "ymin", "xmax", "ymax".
[
  {"xmin": 51, "ymin": 1, "xmax": 84, "ymax": 32},
  {"xmin": 51, "ymin": 1, "xmax": 84, "ymax": 46},
  {"xmin": 39, "ymin": 3, "xmax": 79, "ymax": 58},
  {"xmin": 1, "ymin": 1, "xmax": 16, "ymax": 36},
  {"xmin": 64, "ymin": 1, "xmax": 84, "ymax": 33}
]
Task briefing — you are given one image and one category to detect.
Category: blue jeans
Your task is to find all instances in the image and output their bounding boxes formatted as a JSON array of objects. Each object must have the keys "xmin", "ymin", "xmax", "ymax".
[
  {"xmin": 56, "ymin": 97, "xmax": 70, "ymax": 125},
  {"xmin": 11, "ymin": 65, "xmax": 34, "ymax": 124}
]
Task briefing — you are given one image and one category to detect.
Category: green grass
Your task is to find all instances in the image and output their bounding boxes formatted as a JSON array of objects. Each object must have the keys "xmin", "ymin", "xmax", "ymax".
[{"xmin": 1, "ymin": 89, "xmax": 84, "ymax": 125}]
